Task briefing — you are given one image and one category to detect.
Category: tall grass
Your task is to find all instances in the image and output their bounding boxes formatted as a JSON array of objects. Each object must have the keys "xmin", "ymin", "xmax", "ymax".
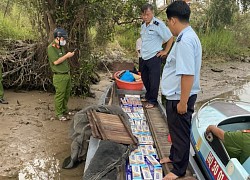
[
  {"xmin": 116, "ymin": 25, "xmax": 243, "ymax": 59},
  {"xmin": 0, "ymin": 4, "xmax": 36, "ymax": 40},
  {"xmin": 199, "ymin": 29, "xmax": 241, "ymax": 58},
  {"xmin": 115, "ymin": 25, "xmax": 141, "ymax": 56}
]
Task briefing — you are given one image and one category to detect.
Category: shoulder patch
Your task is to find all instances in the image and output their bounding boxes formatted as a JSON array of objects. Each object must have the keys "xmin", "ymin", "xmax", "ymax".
[
  {"xmin": 176, "ymin": 33, "xmax": 183, "ymax": 42},
  {"xmin": 153, "ymin": 21, "xmax": 159, "ymax": 26}
]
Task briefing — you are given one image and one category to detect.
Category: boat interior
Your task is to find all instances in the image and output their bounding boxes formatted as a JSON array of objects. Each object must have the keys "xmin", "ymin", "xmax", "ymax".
[
  {"xmin": 205, "ymin": 116, "xmax": 250, "ymax": 172},
  {"xmin": 218, "ymin": 115, "xmax": 250, "ymax": 132}
]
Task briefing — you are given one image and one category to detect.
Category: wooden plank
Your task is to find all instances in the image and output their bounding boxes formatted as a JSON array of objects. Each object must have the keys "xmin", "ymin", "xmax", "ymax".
[
  {"xmin": 118, "ymin": 114, "xmax": 138, "ymax": 145},
  {"xmin": 93, "ymin": 111, "xmax": 137, "ymax": 145},
  {"xmin": 91, "ymin": 110, "xmax": 108, "ymax": 140},
  {"xmin": 144, "ymin": 106, "xmax": 171, "ymax": 175},
  {"xmin": 144, "ymin": 105, "xmax": 196, "ymax": 179},
  {"xmin": 87, "ymin": 110, "xmax": 101, "ymax": 138}
]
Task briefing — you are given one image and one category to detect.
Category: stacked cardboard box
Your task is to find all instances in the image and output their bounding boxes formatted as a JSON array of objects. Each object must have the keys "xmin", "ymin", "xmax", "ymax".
[{"xmin": 120, "ymin": 95, "xmax": 163, "ymax": 180}]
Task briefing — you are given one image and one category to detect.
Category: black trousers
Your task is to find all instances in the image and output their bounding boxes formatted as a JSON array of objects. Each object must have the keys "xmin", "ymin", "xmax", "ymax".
[
  {"xmin": 138, "ymin": 57, "xmax": 143, "ymax": 72},
  {"xmin": 166, "ymin": 94, "xmax": 197, "ymax": 177},
  {"xmin": 141, "ymin": 56, "xmax": 161, "ymax": 105}
]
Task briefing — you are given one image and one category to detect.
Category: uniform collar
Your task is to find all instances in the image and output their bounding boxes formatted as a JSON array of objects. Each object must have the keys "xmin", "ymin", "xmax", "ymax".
[
  {"xmin": 176, "ymin": 26, "xmax": 191, "ymax": 42},
  {"xmin": 144, "ymin": 17, "xmax": 155, "ymax": 27},
  {"xmin": 149, "ymin": 17, "xmax": 155, "ymax": 25},
  {"xmin": 52, "ymin": 40, "xmax": 60, "ymax": 49}
]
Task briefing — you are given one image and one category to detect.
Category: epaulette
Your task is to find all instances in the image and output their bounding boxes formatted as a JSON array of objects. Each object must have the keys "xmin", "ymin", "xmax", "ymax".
[
  {"xmin": 176, "ymin": 33, "xmax": 183, "ymax": 42},
  {"xmin": 153, "ymin": 21, "xmax": 159, "ymax": 26}
]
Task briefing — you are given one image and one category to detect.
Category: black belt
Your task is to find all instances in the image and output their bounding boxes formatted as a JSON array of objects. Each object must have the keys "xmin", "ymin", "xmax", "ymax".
[{"xmin": 54, "ymin": 72, "xmax": 69, "ymax": 75}]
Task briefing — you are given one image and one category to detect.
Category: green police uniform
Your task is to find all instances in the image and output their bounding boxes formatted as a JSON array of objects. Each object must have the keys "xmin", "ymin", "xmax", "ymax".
[
  {"xmin": 0, "ymin": 63, "xmax": 4, "ymax": 99},
  {"xmin": 47, "ymin": 41, "xmax": 71, "ymax": 117},
  {"xmin": 223, "ymin": 131, "xmax": 250, "ymax": 164}
]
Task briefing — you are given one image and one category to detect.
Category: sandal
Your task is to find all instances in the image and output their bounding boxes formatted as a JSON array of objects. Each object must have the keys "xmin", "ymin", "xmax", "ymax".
[
  {"xmin": 145, "ymin": 103, "xmax": 155, "ymax": 109},
  {"xmin": 68, "ymin": 112, "xmax": 74, "ymax": 116},
  {"xmin": 141, "ymin": 98, "xmax": 147, "ymax": 102},
  {"xmin": 64, "ymin": 111, "xmax": 74, "ymax": 116},
  {"xmin": 0, "ymin": 98, "xmax": 8, "ymax": 104},
  {"xmin": 58, "ymin": 116, "xmax": 68, "ymax": 121}
]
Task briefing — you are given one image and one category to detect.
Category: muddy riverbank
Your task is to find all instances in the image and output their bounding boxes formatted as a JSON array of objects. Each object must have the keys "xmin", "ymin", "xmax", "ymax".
[{"xmin": 0, "ymin": 61, "xmax": 250, "ymax": 179}]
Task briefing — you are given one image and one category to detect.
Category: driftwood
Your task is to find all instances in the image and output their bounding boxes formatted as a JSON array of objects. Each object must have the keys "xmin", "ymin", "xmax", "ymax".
[
  {"xmin": 0, "ymin": 39, "xmax": 101, "ymax": 96},
  {"xmin": 0, "ymin": 39, "xmax": 52, "ymax": 91}
]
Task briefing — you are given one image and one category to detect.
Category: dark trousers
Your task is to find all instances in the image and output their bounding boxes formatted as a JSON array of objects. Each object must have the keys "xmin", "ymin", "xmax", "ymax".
[
  {"xmin": 166, "ymin": 94, "xmax": 197, "ymax": 177},
  {"xmin": 141, "ymin": 56, "xmax": 161, "ymax": 105},
  {"xmin": 138, "ymin": 57, "xmax": 143, "ymax": 72}
]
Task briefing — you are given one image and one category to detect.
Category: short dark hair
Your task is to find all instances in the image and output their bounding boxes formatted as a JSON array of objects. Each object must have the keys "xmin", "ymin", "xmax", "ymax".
[
  {"xmin": 166, "ymin": 1, "xmax": 191, "ymax": 23},
  {"xmin": 141, "ymin": 3, "xmax": 154, "ymax": 13}
]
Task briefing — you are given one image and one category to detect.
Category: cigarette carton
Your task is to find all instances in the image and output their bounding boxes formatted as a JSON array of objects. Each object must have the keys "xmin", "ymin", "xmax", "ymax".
[
  {"xmin": 145, "ymin": 145, "xmax": 156, "ymax": 155},
  {"xmin": 131, "ymin": 165, "xmax": 142, "ymax": 179},
  {"xmin": 140, "ymin": 145, "xmax": 149, "ymax": 156},
  {"xmin": 141, "ymin": 165, "xmax": 153, "ymax": 180},
  {"xmin": 146, "ymin": 155, "xmax": 161, "ymax": 167},
  {"xmin": 154, "ymin": 166, "xmax": 163, "ymax": 180}
]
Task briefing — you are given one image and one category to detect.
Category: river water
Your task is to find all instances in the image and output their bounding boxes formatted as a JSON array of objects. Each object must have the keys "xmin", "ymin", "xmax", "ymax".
[{"xmin": 196, "ymin": 79, "xmax": 250, "ymax": 109}]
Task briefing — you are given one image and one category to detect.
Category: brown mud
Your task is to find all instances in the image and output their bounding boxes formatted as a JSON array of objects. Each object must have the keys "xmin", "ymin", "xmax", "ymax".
[{"xmin": 0, "ymin": 61, "xmax": 250, "ymax": 179}]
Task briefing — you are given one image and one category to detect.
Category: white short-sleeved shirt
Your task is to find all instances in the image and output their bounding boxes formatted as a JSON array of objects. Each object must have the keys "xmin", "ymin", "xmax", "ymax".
[
  {"xmin": 140, "ymin": 17, "xmax": 172, "ymax": 60},
  {"xmin": 161, "ymin": 26, "xmax": 202, "ymax": 100},
  {"xmin": 136, "ymin": 38, "xmax": 142, "ymax": 58}
]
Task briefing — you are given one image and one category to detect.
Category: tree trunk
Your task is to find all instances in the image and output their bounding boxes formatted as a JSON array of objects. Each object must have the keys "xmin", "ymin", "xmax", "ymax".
[
  {"xmin": 4, "ymin": 0, "xmax": 11, "ymax": 18},
  {"xmin": 153, "ymin": 0, "xmax": 158, "ymax": 13}
]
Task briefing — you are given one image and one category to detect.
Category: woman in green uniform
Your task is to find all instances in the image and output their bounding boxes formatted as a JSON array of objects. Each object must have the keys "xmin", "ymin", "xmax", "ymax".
[{"xmin": 47, "ymin": 28, "xmax": 75, "ymax": 121}]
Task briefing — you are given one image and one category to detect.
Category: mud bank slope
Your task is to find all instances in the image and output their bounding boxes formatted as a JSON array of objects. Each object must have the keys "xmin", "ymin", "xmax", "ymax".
[{"xmin": 1, "ymin": 61, "xmax": 250, "ymax": 179}]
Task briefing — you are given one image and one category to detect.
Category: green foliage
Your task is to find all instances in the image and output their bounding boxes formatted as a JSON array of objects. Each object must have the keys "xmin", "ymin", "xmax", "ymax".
[
  {"xmin": 0, "ymin": 0, "xmax": 148, "ymax": 95},
  {"xmin": 0, "ymin": 4, "xmax": 36, "ymax": 40},
  {"xmin": 199, "ymin": 29, "xmax": 240, "ymax": 58},
  {"xmin": 71, "ymin": 55, "xmax": 99, "ymax": 97},
  {"xmin": 231, "ymin": 13, "xmax": 250, "ymax": 55},
  {"xmin": 205, "ymin": 0, "xmax": 238, "ymax": 31},
  {"xmin": 189, "ymin": 1, "xmax": 250, "ymax": 59},
  {"xmin": 115, "ymin": 24, "xmax": 141, "ymax": 55}
]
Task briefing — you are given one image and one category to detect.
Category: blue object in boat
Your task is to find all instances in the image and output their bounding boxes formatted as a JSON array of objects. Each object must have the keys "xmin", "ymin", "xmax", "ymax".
[
  {"xmin": 243, "ymin": 157, "xmax": 250, "ymax": 174},
  {"xmin": 120, "ymin": 70, "xmax": 135, "ymax": 82}
]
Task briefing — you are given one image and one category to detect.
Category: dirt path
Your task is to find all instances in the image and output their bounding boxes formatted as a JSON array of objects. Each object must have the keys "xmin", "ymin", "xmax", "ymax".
[
  {"xmin": 0, "ymin": 61, "xmax": 250, "ymax": 179},
  {"xmin": 0, "ymin": 73, "xmax": 111, "ymax": 180}
]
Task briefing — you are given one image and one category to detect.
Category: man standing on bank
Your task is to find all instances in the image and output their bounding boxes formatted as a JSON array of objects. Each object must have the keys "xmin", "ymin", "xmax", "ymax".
[
  {"xmin": 47, "ymin": 28, "xmax": 75, "ymax": 121},
  {"xmin": 160, "ymin": 1, "xmax": 202, "ymax": 180},
  {"xmin": 0, "ymin": 63, "xmax": 8, "ymax": 104},
  {"xmin": 140, "ymin": 3, "xmax": 173, "ymax": 109}
]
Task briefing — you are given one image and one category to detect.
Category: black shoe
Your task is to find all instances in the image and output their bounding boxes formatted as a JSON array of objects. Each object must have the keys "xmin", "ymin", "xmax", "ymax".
[{"xmin": 0, "ymin": 98, "xmax": 8, "ymax": 104}]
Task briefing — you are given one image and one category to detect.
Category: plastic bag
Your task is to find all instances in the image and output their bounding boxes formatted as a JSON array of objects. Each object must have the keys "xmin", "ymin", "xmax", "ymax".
[{"xmin": 120, "ymin": 70, "xmax": 135, "ymax": 82}]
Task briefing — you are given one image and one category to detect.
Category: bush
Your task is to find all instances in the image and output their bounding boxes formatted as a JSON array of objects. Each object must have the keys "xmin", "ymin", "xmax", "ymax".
[
  {"xmin": 199, "ymin": 29, "xmax": 240, "ymax": 58},
  {"xmin": 115, "ymin": 24, "xmax": 141, "ymax": 56},
  {"xmin": 0, "ymin": 5, "xmax": 35, "ymax": 40}
]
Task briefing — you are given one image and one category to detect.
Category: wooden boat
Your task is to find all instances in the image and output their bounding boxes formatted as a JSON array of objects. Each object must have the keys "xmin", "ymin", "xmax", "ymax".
[
  {"xmin": 191, "ymin": 98, "xmax": 250, "ymax": 180},
  {"xmin": 85, "ymin": 82, "xmax": 199, "ymax": 179}
]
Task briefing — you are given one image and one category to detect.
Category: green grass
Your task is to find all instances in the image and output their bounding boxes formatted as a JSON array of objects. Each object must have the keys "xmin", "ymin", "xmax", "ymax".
[
  {"xmin": 115, "ymin": 23, "xmax": 249, "ymax": 60},
  {"xmin": 199, "ymin": 30, "xmax": 237, "ymax": 57},
  {"xmin": 0, "ymin": 4, "xmax": 36, "ymax": 40},
  {"xmin": 199, "ymin": 29, "xmax": 249, "ymax": 58},
  {"xmin": 115, "ymin": 25, "xmax": 141, "ymax": 55}
]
